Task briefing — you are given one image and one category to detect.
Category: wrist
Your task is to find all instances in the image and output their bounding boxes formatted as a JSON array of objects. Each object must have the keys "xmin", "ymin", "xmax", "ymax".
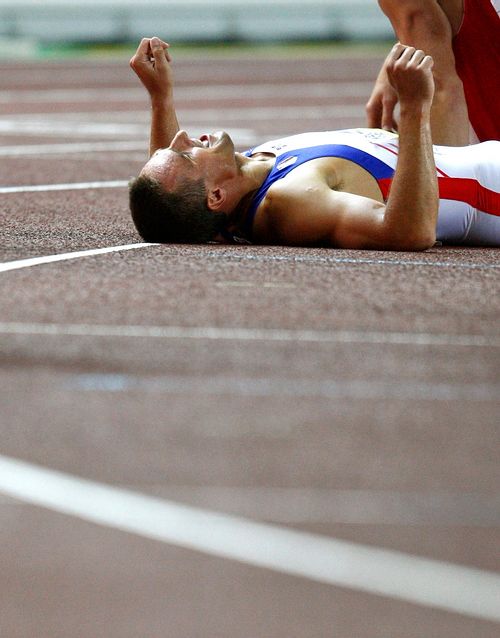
[
  {"xmin": 399, "ymin": 101, "xmax": 432, "ymax": 122},
  {"xmin": 150, "ymin": 93, "xmax": 174, "ymax": 109}
]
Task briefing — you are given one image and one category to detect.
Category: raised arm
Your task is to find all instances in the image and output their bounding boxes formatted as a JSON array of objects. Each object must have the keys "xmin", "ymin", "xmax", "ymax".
[
  {"xmin": 374, "ymin": 44, "xmax": 438, "ymax": 249},
  {"xmin": 366, "ymin": 0, "xmax": 469, "ymax": 145},
  {"xmin": 269, "ymin": 45, "xmax": 438, "ymax": 252},
  {"xmin": 129, "ymin": 37, "xmax": 180, "ymax": 157}
]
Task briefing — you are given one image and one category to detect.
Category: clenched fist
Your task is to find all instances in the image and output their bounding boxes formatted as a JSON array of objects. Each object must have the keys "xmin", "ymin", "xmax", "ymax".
[{"xmin": 130, "ymin": 36, "xmax": 174, "ymax": 103}]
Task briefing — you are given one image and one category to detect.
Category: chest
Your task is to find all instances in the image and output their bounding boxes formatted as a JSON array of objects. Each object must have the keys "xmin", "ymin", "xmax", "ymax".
[{"xmin": 251, "ymin": 157, "xmax": 385, "ymax": 240}]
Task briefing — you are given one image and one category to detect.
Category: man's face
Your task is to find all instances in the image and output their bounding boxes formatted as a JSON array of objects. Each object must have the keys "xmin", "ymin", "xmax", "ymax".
[{"xmin": 141, "ymin": 130, "xmax": 239, "ymax": 190}]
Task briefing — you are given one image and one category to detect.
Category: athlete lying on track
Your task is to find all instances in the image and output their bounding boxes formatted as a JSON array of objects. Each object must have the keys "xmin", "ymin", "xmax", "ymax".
[{"xmin": 129, "ymin": 38, "xmax": 500, "ymax": 250}]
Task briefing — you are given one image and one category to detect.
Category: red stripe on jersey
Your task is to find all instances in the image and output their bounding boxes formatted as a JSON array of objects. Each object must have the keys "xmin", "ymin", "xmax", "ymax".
[
  {"xmin": 377, "ymin": 177, "xmax": 500, "ymax": 217},
  {"xmin": 377, "ymin": 177, "xmax": 392, "ymax": 200},
  {"xmin": 437, "ymin": 178, "xmax": 500, "ymax": 216},
  {"xmin": 374, "ymin": 143, "xmax": 450, "ymax": 178},
  {"xmin": 373, "ymin": 142, "xmax": 399, "ymax": 157}
]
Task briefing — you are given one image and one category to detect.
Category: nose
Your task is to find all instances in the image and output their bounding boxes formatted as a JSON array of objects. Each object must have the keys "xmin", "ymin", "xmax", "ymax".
[{"xmin": 170, "ymin": 129, "xmax": 190, "ymax": 150}]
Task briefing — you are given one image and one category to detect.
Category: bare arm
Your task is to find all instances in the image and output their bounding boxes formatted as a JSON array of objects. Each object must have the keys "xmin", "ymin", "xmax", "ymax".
[
  {"xmin": 271, "ymin": 45, "xmax": 438, "ymax": 251},
  {"xmin": 129, "ymin": 37, "xmax": 180, "ymax": 157},
  {"xmin": 367, "ymin": 0, "xmax": 468, "ymax": 145},
  {"xmin": 376, "ymin": 45, "xmax": 438, "ymax": 248}
]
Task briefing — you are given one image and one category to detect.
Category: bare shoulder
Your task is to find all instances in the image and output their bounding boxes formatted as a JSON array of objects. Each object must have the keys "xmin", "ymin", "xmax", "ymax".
[
  {"xmin": 251, "ymin": 163, "xmax": 387, "ymax": 249},
  {"xmin": 252, "ymin": 169, "xmax": 330, "ymax": 245}
]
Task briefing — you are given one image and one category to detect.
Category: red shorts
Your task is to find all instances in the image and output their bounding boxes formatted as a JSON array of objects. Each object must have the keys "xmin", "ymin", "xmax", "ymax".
[{"xmin": 452, "ymin": 0, "xmax": 500, "ymax": 141}]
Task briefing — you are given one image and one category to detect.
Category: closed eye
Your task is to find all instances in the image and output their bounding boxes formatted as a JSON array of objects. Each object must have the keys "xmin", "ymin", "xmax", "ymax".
[
  {"xmin": 175, "ymin": 150, "xmax": 196, "ymax": 165},
  {"xmin": 184, "ymin": 152, "xmax": 197, "ymax": 164}
]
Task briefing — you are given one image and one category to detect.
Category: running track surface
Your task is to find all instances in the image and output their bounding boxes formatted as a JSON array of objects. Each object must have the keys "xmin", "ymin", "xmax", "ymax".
[{"xmin": 0, "ymin": 49, "xmax": 499, "ymax": 638}]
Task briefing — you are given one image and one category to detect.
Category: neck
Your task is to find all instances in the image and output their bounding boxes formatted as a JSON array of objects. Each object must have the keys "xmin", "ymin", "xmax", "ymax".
[
  {"xmin": 229, "ymin": 154, "xmax": 274, "ymax": 232},
  {"xmin": 239, "ymin": 152, "xmax": 274, "ymax": 186}
]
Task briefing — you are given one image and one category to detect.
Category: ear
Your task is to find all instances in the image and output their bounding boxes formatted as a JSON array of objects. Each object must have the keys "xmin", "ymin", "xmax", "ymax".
[{"xmin": 207, "ymin": 187, "xmax": 226, "ymax": 211}]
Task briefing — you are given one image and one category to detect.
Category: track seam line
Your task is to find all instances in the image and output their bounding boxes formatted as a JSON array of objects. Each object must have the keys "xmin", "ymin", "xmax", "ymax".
[
  {"xmin": 1, "ymin": 242, "xmax": 497, "ymax": 272},
  {"xmin": 0, "ymin": 322, "xmax": 497, "ymax": 347}
]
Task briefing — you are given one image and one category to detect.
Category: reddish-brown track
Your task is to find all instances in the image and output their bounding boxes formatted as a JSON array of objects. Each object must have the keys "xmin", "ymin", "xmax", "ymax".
[{"xmin": 0, "ymin": 51, "xmax": 499, "ymax": 638}]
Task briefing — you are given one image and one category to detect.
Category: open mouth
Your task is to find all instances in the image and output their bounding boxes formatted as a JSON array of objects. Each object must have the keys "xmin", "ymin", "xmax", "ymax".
[
  {"xmin": 199, "ymin": 131, "xmax": 226, "ymax": 148},
  {"xmin": 198, "ymin": 134, "xmax": 212, "ymax": 148}
]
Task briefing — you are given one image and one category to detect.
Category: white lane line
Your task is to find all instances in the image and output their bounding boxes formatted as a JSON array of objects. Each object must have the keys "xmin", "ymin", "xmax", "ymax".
[
  {"xmin": 0, "ymin": 322, "xmax": 497, "ymax": 347},
  {"xmin": 65, "ymin": 372, "xmax": 499, "ymax": 402},
  {"xmin": 0, "ymin": 120, "xmax": 146, "ymax": 138},
  {"xmin": 76, "ymin": 486, "xmax": 499, "ymax": 528},
  {"xmin": 208, "ymin": 252, "xmax": 500, "ymax": 270},
  {"xmin": 0, "ymin": 117, "xmax": 256, "ymax": 142},
  {"xmin": 0, "ymin": 180, "xmax": 129, "ymax": 194},
  {"xmin": 0, "ymin": 454, "xmax": 498, "ymax": 621},
  {"xmin": 214, "ymin": 281, "xmax": 296, "ymax": 288},
  {"xmin": 0, "ymin": 104, "xmax": 363, "ymax": 132},
  {"xmin": 2, "ymin": 241, "xmax": 495, "ymax": 276},
  {"xmin": 0, "ymin": 141, "xmax": 146, "ymax": 157},
  {"xmin": 0, "ymin": 130, "xmax": 256, "ymax": 155},
  {"xmin": 0, "ymin": 244, "xmax": 157, "ymax": 273},
  {"xmin": 2, "ymin": 485, "xmax": 499, "ymax": 527}
]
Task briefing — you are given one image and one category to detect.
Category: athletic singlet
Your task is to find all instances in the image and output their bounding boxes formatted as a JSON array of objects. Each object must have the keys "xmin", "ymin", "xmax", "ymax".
[
  {"xmin": 242, "ymin": 129, "xmax": 500, "ymax": 246},
  {"xmin": 453, "ymin": 0, "xmax": 500, "ymax": 141}
]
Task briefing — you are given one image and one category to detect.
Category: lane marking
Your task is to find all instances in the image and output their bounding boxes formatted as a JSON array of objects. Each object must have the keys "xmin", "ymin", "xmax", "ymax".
[
  {"xmin": 0, "ymin": 454, "xmax": 499, "ymax": 621},
  {"xmin": 0, "ymin": 322, "xmax": 497, "ymax": 347},
  {"xmin": 1, "ymin": 485, "xmax": 498, "ymax": 527},
  {"xmin": 206, "ymin": 251, "xmax": 500, "ymax": 270},
  {"xmin": 23, "ymin": 485, "xmax": 491, "ymax": 528},
  {"xmin": 0, "ymin": 130, "xmax": 256, "ymax": 155},
  {"xmin": 1, "ymin": 240, "xmax": 497, "ymax": 272},
  {"xmin": 214, "ymin": 281, "xmax": 297, "ymax": 288},
  {"xmin": 0, "ymin": 244, "xmax": 157, "ymax": 273},
  {"xmin": 0, "ymin": 141, "xmax": 146, "ymax": 157},
  {"xmin": 0, "ymin": 180, "xmax": 129, "ymax": 194},
  {"xmin": 0, "ymin": 117, "xmax": 255, "ymax": 140},
  {"xmin": 0, "ymin": 119, "xmax": 145, "ymax": 138},
  {"xmin": 0, "ymin": 104, "xmax": 363, "ymax": 133},
  {"xmin": 65, "ymin": 372, "xmax": 499, "ymax": 402}
]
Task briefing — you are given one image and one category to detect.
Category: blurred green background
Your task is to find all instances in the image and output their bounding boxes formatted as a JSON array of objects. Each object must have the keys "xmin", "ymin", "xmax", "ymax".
[{"xmin": 0, "ymin": 0, "xmax": 393, "ymax": 60}]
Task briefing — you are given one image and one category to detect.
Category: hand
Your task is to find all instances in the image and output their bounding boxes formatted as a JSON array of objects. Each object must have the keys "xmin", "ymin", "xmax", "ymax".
[
  {"xmin": 365, "ymin": 63, "xmax": 399, "ymax": 132},
  {"xmin": 129, "ymin": 37, "xmax": 174, "ymax": 102},
  {"xmin": 385, "ymin": 43, "xmax": 435, "ymax": 109}
]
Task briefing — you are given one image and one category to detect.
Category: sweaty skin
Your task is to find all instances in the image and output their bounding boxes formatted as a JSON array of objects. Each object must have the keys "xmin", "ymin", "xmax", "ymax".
[{"xmin": 252, "ymin": 46, "xmax": 438, "ymax": 250}]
